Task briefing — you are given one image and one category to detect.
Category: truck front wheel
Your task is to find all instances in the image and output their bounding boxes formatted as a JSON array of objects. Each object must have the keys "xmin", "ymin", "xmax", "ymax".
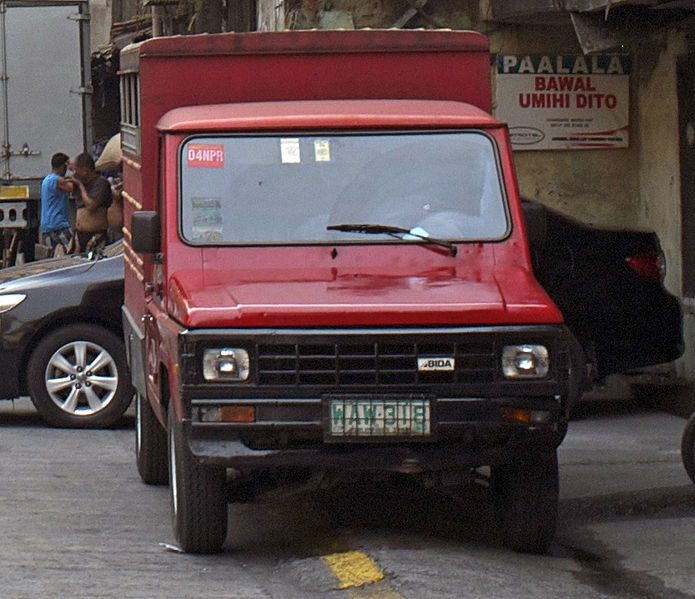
[
  {"xmin": 168, "ymin": 407, "xmax": 228, "ymax": 553},
  {"xmin": 490, "ymin": 448, "xmax": 559, "ymax": 554},
  {"xmin": 136, "ymin": 391, "xmax": 168, "ymax": 485}
]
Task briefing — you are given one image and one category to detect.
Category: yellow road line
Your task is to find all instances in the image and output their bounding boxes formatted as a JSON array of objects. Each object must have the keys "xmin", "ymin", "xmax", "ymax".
[
  {"xmin": 324, "ymin": 550, "xmax": 384, "ymax": 589},
  {"xmin": 323, "ymin": 550, "xmax": 407, "ymax": 599}
]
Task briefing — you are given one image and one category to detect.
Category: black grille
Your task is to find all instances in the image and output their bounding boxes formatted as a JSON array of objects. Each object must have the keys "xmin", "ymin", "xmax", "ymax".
[{"xmin": 256, "ymin": 340, "xmax": 496, "ymax": 387}]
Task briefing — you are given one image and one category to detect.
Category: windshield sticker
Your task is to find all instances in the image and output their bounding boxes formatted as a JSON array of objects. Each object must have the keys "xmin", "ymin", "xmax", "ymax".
[
  {"xmin": 281, "ymin": 138, "xmax": 301, "ymax": 164},
  {"xmin": 314, "ymin": 139, "xmax": 331, "ymax": 162},
  {"xmin": 187, "ymin": 143, "xmax": 225, "ymax": 168},
  {"xmin": 190, "ymin": 197, "xmax": 223, "ymax": 241}
]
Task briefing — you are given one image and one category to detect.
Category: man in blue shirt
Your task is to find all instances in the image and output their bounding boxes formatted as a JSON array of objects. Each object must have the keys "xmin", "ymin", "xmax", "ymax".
[{"xmin": 40, "ymin": 152, "xmax": 74, "ymax": 255}]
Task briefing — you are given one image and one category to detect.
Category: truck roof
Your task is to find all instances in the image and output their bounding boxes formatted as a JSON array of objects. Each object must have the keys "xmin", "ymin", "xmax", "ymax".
[
  {"xmin": 156, "ymin": 99, "xmax": 502, "ymax": 133},
  {"xmin": 123, "ymin": 28, "xmax": 488, "ymax": 60},
  {"xmin": 120, "ymin": 29, "xmax": 491, "ymax": 119}
]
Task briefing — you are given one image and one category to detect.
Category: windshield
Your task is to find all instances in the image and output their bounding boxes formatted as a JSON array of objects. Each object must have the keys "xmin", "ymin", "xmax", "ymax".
[{"xmin": 179, "ymin": 131, "xmax": 509, "ymax": 245}]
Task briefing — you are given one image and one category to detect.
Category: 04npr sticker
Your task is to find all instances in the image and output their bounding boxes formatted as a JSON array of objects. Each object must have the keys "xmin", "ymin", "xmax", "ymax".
[{"xmin": 187, "ymin": 143, "xmax": 225, "ymax": 168}]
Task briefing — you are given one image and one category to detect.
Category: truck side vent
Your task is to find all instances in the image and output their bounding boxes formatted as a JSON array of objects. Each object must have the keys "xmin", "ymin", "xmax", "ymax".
[{"xmin": 256, "ymin": 340, "xmax": 496, "ymax": 387}]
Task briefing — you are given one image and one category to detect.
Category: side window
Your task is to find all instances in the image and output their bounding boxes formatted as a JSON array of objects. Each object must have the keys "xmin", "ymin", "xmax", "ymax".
[{"xmin": 119, "ymin": 72, "xmax": 141, "ymax": 155}]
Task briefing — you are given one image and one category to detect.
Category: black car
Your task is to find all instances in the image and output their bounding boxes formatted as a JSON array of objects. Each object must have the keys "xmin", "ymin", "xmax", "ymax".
[
  {"xmin": 523, "ymin": 200, "xmax": 683, "ymax": 383},
  {"xmin": 0, "ymin": 242, "xmax": 129, "ymax": 427}
]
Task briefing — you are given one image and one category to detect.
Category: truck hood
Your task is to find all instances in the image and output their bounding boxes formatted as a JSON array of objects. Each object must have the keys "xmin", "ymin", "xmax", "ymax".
[{"xmin": 167, "ymin": 265, "xmax": 562, "ymax": 328}]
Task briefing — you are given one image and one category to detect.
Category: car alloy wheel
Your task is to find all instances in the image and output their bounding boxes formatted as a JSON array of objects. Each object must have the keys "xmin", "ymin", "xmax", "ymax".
[
  {"xmin": 27, "ymin": 323, "xmax": 132, "ymax": 428},
  {"xmin": 45, "ymin": 339, "xmax": 118, "ymax": 416}
]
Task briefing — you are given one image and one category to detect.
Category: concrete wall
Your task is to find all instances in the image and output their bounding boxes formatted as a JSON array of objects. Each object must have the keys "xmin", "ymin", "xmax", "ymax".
[
  {"xmin": 632, "ymin": 25, "xmax": 693, "ymax": 379},
  {"xmin": 634, "ymin": 29, "xmax": 684, "ymax": 292},
  {"xmin": 488, "ymin": 24, "xmax": 641, "ymax": 228}
]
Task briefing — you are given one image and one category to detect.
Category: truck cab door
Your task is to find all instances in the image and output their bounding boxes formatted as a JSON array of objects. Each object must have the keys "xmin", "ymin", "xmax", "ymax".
[{"xmin": 143, "ymin": 266, "xmax": 166, "ymax": 414}]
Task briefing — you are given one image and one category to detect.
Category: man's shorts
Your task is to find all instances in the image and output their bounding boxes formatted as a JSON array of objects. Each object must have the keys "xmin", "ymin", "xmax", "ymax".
[
  {"xmin": 73, "ymin": 230, "xmax": 108, "ymax": 254},
  {"xmin": 41, "ymin": 228, "xmax": 72, "ymax": 256}
]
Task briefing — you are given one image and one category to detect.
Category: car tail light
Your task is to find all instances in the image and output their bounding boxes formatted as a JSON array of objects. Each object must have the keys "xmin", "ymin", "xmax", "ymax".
[{"xmin": 626, "ymin": 251, "xmax": 665, "ymax": 280}]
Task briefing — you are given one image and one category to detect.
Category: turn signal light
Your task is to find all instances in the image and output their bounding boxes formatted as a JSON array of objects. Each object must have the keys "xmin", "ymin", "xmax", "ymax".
[
  {"xmin": 500, "ymin": 407, "xmax": 550, "ymax": 424},
  {"xmin": 220, "ymin": 406, "xmax": 256, "ymax": 423}
]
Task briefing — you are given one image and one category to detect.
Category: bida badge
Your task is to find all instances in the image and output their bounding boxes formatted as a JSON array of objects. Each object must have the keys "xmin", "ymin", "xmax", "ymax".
[{"xmin": 417, "ymin": 357, "xmax": 455, "ymax": 371}]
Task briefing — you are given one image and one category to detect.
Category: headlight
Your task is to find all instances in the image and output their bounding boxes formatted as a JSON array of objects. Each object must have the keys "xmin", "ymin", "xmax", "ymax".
[
  {"xmin": 502, "ymin": 345, "xmax": 549, "ymax": 379},
  {"xmin": 0, "ymin": 293, "xmax": 26, "ymax": 314},
  {"xmin": 202, "ymin": 348, "xmax": 250, "ymax": 381}
]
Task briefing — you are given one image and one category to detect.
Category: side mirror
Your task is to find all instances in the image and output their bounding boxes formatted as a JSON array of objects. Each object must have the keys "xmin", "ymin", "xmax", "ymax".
[{"xmin": 131, "ymin": 211, "xmax": 161, "ymax": 254}]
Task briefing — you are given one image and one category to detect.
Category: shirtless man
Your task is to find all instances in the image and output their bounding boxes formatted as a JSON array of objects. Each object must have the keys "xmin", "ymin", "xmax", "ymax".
[{"xmin": 70, "ymin": 152, "xmax": 112, "ymax": 253}]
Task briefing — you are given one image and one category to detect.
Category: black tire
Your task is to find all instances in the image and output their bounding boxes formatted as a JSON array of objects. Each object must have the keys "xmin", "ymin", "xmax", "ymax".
[
  {"xmin": 27, "ymin": 323, "xmax": 132, "ymax": 428},
  {"xmin": 168, "ymin": 407, "xmax": 227, "ymax": 553},
  {"xmin": 136, "ymin": 391, "xmax": 168, "ymax": 485},
  {"xmin": 681, "ymin": 412, "xmax": 695, "ymax": 485},
  {"xmin": 490, "ymin": 448, "xmax": 559, "ymax": 554}
]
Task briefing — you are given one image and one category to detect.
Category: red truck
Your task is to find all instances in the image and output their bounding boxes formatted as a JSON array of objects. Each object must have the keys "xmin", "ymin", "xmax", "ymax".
[{"xmin": 121, "ymin": 29, "xmax": 581, "ymax": 554}]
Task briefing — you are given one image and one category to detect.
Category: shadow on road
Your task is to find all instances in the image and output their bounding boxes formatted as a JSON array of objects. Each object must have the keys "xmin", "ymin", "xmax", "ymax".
[
  {"xmin": 226, "ymin": 471, "xmax": 501, "ymax": 559},
  {"xmin": 0, "ymin": 396, "xmax": 135, "ymax": 429},
  {"xmin": 0, "ymin": 403, "xmax": 43, "ymax": 427},
  {"xmin": 571, "ymin": 395, "xmax": 662, "ymax": 421}
]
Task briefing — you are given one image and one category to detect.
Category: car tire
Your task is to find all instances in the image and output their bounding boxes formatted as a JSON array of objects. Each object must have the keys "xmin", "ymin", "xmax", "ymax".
[
  {"xmin": 489, "ymin": 448, "xmax": 558, "ymax": 554},
  {"xmin": 681, "ymin": 412, "xmax": 695, "ymax": 485},
  {"xmin": 27, "ymin": 323, "xmax": 132, "ymax": 428},
  {"xmin": 168, "ymin": 407, "xmax": 227, "ymax": 553},
  {"xmin": 136, "ymin": 391, "xmax": 168, "ymax": 485}
]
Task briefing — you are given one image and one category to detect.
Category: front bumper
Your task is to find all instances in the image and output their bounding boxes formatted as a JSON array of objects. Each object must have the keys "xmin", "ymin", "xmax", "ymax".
[
  {"xmin": 178, "ymin": 324, "xmax": 579, "ymax": 471},
  {"xmin": 186, "ymin": 394, "xmax": 567, "ymax": 470}
]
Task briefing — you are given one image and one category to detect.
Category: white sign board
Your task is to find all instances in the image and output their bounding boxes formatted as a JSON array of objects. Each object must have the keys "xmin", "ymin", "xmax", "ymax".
[{"xmin": 495, "ymin": 54, "xmax": 631, "ymax": 150}]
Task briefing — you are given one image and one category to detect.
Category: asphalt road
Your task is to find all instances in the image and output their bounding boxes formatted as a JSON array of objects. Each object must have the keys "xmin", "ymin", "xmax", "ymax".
[{"xmin": 2, "ymin": 396, "xmax": 695, "ymax": 599}]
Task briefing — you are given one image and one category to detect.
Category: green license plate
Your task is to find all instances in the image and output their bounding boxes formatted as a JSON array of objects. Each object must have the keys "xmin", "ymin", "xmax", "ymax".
[{"xmin": 328, "ymin": 398, "xmax": 431, "ymax": 437}]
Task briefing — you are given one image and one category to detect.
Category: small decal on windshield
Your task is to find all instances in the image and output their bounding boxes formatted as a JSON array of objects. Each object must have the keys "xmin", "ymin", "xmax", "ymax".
[
  {"xmin": 187, "ymin": 143, "xmax": 225, "ymax": 168},
  {"xmin": 314, "ymin": 139, "xmax": 331, "ymax": 162},
  {"xmin": 281, "ymin": 138, "xmax": 301, "ymax": 164},
  {"xmin": 190, "ymin": 197, "xmax": 223, "ymax": 241}
]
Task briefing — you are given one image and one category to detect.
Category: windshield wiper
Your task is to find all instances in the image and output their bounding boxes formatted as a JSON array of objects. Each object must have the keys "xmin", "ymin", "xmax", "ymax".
[{"xmin": 326, "ymin": 223, "xmax": 457, "ymax": 256}]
